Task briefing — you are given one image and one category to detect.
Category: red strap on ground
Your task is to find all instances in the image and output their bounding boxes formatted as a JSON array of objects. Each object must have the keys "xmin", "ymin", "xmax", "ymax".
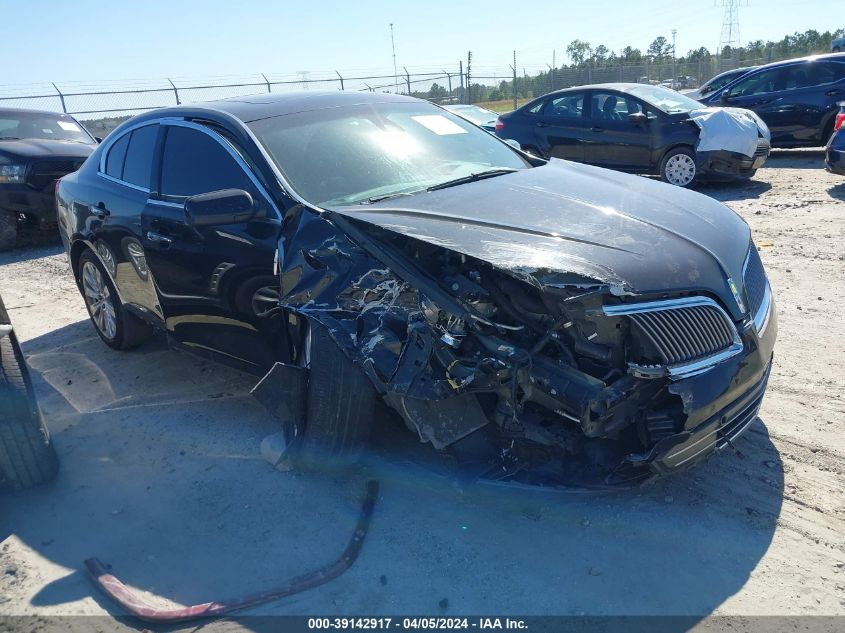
[{"xmin": 85, "ymin": 479, "xmax": 379, "ymax": 623}]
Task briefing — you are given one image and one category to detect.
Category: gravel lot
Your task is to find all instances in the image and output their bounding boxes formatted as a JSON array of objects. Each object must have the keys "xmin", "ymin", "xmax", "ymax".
[{"xmin": 0, "ymin": 151, "xmax": 843, "ymax": 623}]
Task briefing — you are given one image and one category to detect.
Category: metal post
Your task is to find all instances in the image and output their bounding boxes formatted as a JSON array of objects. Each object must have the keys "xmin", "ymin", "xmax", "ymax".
[
  {"xmin": 336, "ymin": 71, "xmax": 344, "ymax": 90},
  {"xmin": 51, "ymin": 83, "xmax": 67, "ymax": 113},
  {"xmin": 511, "ymin": 51, "xmax": 517, "ymax": 110},
  {"xmin": 403, "ymin": 66, "xmax": 411, "ymax": 94},
  {"xmin": 261, "ymin": 73, "xmax": 272, "ymax": 93},
  {"xmin": 443, "ymin": 70, "xmax": 452, "ymax": 97},
  {"xmin": 459, "ymin": 61, "xmax": 464, "ymax": 103},
  {"xmin": 167, "ymin": 78, "xmax": 181, "ymax": 105}
]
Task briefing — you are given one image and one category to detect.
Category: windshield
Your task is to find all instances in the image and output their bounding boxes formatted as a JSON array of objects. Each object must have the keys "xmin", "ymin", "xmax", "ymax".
[
  {"xmin": 446, "ymin": 105, "xmax": 498, "ymax": 125},
  {"xmin": 0, "ymin": 111, "xmax": 95, "ymax": 144},
  {"xmin": 249, "ymin": 101, "xmax": 529, "ymax": 207},
  {"xmin": 625, "ymin": 85, "xmax": 704, "ymax": 114}
]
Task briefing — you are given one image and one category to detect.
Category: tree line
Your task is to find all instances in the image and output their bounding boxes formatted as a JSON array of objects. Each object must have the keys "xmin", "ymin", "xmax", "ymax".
[{"xmin": 414, "ymin": 28, "xmax": 845, "ymax": 104}]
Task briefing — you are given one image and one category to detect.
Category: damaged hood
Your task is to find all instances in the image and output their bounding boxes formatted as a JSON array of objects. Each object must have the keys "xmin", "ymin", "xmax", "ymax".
[{"xmin": 329, "ymin": 160, "xmax": 752, "ymax": 318}]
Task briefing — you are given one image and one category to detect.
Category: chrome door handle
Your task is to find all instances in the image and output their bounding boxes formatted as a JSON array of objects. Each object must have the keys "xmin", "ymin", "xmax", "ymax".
[{"xmin": 146, "ymin": 231, "xmax": 172, "ymax": 245}]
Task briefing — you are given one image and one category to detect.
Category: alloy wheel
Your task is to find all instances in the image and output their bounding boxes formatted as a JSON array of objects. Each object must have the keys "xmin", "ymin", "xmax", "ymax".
[{"xmin": 81, "ymin": 261, "xmax": 118, "ymax": 340}]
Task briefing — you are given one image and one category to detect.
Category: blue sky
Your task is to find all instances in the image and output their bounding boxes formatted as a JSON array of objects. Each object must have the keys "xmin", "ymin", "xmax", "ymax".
[{"xmin": 0, "ymin": 0, "xmax": 837, "ymax": 86}]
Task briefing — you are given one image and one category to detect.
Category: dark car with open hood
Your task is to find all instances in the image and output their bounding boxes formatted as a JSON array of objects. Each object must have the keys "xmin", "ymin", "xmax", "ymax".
[
  {"xmin": 56, "ymin": 91, "xmax": 776, "ymax": 489},
  {"xmin": 0, "ymin": 108, "xmax": 98, "ymax": 250}
]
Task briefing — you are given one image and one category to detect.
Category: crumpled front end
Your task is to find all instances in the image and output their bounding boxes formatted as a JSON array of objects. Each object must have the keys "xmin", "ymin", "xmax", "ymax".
[
  {"xmin": 274, "ymin": 203, "xmax": 777, "ymax": 488},
  {"xmin": 689, "ymin": 107, "xmax": 771, "ymax": 180}
]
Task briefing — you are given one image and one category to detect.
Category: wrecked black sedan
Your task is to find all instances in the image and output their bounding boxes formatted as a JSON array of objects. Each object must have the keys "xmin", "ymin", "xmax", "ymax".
[{"xmin": 56, "ymin": 92, "xmax": 776, "ymax": 487}]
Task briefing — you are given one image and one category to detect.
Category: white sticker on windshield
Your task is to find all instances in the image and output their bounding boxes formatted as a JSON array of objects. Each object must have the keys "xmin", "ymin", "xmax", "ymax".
[
  {"xmin": 411, "ymin": 115, "xmax": 467, "ymax": 135},
  {"xmin": 57, "ymin": 120, "xmax": 81, "ymax": 132}
]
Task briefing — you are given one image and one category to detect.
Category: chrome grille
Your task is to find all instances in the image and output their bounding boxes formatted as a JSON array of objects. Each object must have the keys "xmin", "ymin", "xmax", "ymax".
[
  {"xmin": 743, "ymin": 246, "xmax": 767, "ymax": 318},
  {"xmin": 603, "ymin": 297, "xmax": 743, "ymax": 379},
  {"xmin": 630, "ymin": 306, "xmax": 734, "ymax": 364}
]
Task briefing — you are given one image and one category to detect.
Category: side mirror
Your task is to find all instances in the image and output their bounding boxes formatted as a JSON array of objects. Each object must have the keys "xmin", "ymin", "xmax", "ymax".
[
  {"xmin": 94, "ymin": 136, "xmax": 103, "ymax": 144},
  {"xmin": 628, "ymin": 112, "xmax": 648, "ymax": 125},
  {"xmin": 720, "ymin": 92, "xmax": 731, "ymax": 103},
  {"xmin": 184, "ymin": 189, "xmax": 255, "ymax": 227},
  {"xmin": 503, "ymin": 138, "xmax": 521, "ymax": 149}
]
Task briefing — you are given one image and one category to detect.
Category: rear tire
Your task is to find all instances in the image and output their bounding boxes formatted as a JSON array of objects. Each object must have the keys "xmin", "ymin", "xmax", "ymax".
[
  {"xmin": 0, "ymin": 211, "xmax": 17, "ymax": 252},
  {"xmin": 0, "ymin": 331, "xmax": 58, "ymax": 490},
  {"xmin": 660, "ymin": 147, "xmax": 697, "ymax": 187},
  {"xmin": 78, "ymin": 249, "xmax": 152, "ymax": 350},
  {"xmin": 293, "ymin": 324, "xmax": 375, "ymax": 470}
]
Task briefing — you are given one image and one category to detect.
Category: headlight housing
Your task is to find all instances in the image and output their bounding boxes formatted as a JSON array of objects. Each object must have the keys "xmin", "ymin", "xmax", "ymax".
[{"xmin": 0, "ymin": 164, "xmax": 26, "ymax": 184}]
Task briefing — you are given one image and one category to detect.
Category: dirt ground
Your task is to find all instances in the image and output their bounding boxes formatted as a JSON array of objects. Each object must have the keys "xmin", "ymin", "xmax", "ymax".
[{"xmin": 0, "ymin": 150, "xmax": 843, "ymax": 625}]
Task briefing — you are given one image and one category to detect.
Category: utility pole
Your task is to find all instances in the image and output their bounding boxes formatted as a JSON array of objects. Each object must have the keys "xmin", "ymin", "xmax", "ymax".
[
  {"xmin": 465, "ymin": 51, "xmax": 472, "ymax": 104},
  {"xmin": 390, "ymin": 23, "xmax": 399, "ymax": 94},
  {"xmin": 510, "ymin": 50, "xmax": 517, "ymax": 111},
  {"xmin": 671, "ymin": 29, "xmax": 677, "ymax": 85}
]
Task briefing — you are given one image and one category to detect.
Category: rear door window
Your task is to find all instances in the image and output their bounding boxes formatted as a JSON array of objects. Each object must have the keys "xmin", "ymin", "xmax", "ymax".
[
  {"xmin": 104, "ymin": 133, "xmax": 130, "ymax": 179},
  {"xmin": 159, "ymin": 126, "xmax": 252, "ymax": 199},
  {"xmin": 122, "ymin": 125, "xmax": 158, "ymax": 189}
]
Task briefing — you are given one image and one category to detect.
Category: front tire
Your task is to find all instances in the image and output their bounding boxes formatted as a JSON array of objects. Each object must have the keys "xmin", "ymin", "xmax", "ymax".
[
  {"xmin": 0, "ymin": 211, "xmax": 17, "ymax": 252},
  {"xmin": 660, "ymin": 147, "xmax": 697, "ymax": 187},
  {"xmin": 0, "ymin": 331, "xmax": 58, "ymax": 490},
  {"xmin": 292, "ymin": 324, "xmax": 375, "ymax": 470},
  {"xmin": 78, "ymin": 249, "xmax": 152, "ymax": 350}
]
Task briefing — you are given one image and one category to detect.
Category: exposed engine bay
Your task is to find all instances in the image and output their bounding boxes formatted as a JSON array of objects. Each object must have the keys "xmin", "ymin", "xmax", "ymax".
[{"xmin": 274, "ymin": 207, "xmax": 709, "ymax": 488}]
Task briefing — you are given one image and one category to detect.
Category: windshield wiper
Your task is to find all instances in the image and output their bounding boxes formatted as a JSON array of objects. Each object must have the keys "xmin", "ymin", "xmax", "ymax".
[
  {"xmin": 0, "ymin": 137, "xmax": 22, "ymax": 141},
  {"xmin": 359, "ymin": 190, "xmax": 422, "ymax": 205},
  {"xmin": 426, "ymin": 168, "xmax": 517, "ymax": 192}
]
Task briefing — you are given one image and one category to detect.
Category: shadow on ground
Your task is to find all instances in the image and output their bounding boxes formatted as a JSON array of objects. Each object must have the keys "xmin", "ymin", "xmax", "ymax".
[
  {"xmin": 827, "ymin": 182, "xmax": 845, "ymax": 202},
  {"xmin": 0, "ymin": 321, "xmax": 784, "ymax": 628},
  {"xmin": 696, "ymin": 179, "xmax": 772, "ymax": 202},
  {"xmin": 764, "ymin": 149, "xmax": 826, "ymax": 169}
]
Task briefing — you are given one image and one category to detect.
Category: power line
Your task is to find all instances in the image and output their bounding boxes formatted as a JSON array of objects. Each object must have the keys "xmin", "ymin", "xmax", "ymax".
[{"xmin": 717, "ymin": 0, "xmax": 747, "ymax": 54}]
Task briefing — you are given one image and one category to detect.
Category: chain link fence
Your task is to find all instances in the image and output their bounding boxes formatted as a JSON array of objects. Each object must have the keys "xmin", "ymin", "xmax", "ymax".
[{"xmin": 0, "ymin": 51, "xmax": 800, "ymax": 136}]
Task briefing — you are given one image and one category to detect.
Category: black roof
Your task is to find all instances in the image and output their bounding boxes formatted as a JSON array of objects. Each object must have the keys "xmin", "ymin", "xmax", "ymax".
[{"xmin": 0, "ymin": 106, "xmax": 81, "ymax": 117}]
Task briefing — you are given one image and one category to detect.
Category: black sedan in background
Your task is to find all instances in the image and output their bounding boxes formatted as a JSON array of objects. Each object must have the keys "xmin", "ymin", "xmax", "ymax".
[
  {"xmin": 825, "ymin": 104, "xmax": 845, "ymax": 174},
  {"xmin": 56, "ymin": 91, "xmax": 775, "ymax": 487},
  {"xmin": 699, "ymin": 53, "xmax": 845, "ymax": 147},
  {"xmin": 0, "ymin": 108, "xmax": 97, "ymax": 250},
  {"xmin": 495, "ymin": 83, "xmax": 769, "ymax": 187}
]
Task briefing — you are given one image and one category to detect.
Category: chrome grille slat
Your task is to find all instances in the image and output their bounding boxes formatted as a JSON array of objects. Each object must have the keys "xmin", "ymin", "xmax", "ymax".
[{"xmin": 603, "ymin": 296, "xmax": 743, "ymax": 379}]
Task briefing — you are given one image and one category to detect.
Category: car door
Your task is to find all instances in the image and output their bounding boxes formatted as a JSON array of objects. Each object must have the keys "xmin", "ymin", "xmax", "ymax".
[
  {"xmin": 140, "ymin": 120, "xmax": 284, "ymax": 371},
  {"xmin": 87, "ymin": 122, "xmax": 163, "ymax": 319},
  {"xmin": 581, "ymin": 91, "xmax": 654, "ymax": 169},
  {"xmin": 535, "ymin": 91, "xmax": 589, "ymax": 160}
]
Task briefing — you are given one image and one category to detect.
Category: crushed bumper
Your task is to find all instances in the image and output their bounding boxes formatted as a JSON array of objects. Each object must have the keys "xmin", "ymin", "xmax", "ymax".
[
  {"xmin": 623, "ymin": 293, "xmax": 777, "ymax": 478},
  {"xmin": 697, "ymin": 142, "xmax": 769, "ymax": 180}
]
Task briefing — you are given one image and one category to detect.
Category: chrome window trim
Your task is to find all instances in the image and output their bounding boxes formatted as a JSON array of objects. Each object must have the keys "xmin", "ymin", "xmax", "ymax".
[{"xmin": 602, "ymin": 296, "xmax": 744, "ymax": 380}]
